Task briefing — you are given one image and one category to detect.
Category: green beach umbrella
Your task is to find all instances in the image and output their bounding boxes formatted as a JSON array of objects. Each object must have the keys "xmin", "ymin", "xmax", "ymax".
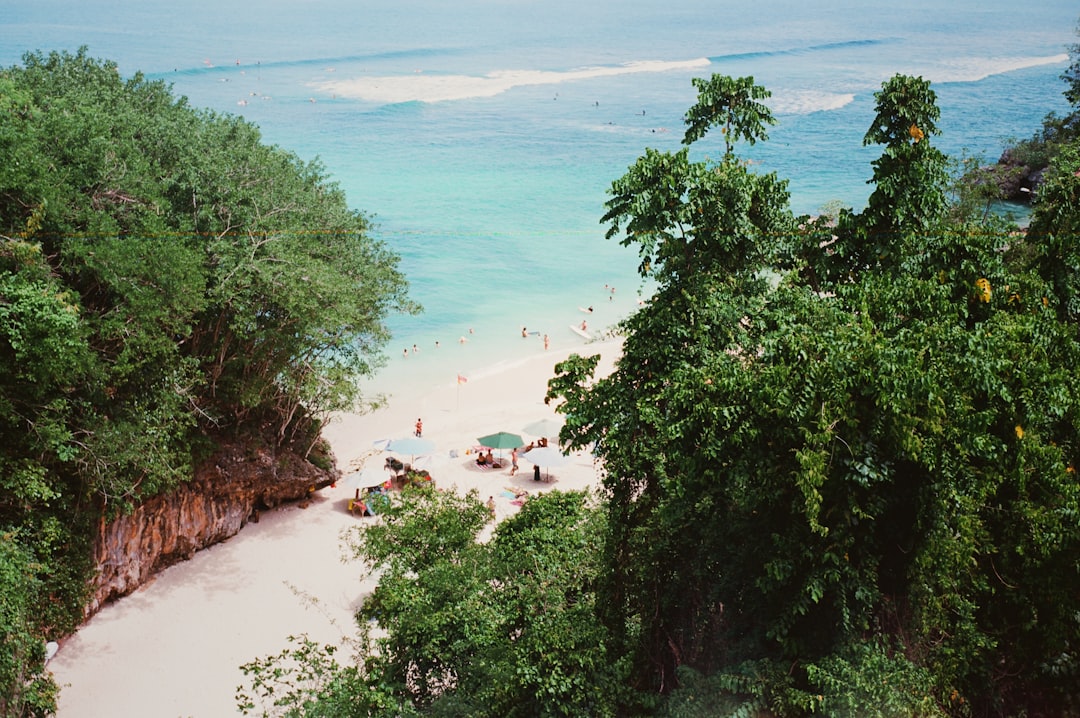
[
  {"xmin": 476, "ymin": 431, "xmax": 525, "ymax": 454},
  {"xmin": 476, "ymin": 431, "xmax": 524, "ymax": 449}
]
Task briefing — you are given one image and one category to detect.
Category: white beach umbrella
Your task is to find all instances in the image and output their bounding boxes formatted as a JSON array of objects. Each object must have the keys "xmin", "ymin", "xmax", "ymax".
[
  {"xmin": 341, "ymin": 466, "xmax": 387, "ymax": 490},
  {"xmin": 522, "ymin": 446, "xmax": 572, "ymax": 480},
  {"xmin": 521, "ymin": 417, "xmax": 564, "ymax": 438}
]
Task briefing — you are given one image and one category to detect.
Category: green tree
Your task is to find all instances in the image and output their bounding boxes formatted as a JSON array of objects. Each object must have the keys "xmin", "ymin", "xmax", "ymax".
[
  {"xmin": 682, "ymin": 74, "xmax": 775, "ymax": 155},
  {"xmin": 239, "ymin": 486, "xmax": 616, "ymax": 717},
  {"xmin": 0, "ymin": 534, "xmax": 57, "ymax": 717},
  {"xmin": 550, "ymin": 72, "xmax": 1080, "ymax": 716},
  {"xmin": 815, "ymin": 74, "xmax": 949, "ymax": 284},
  {"xmin": 557, "ymin": 74, "xmax": 797, "ymax": 701},
  {"xmin": 1027, "ymin": 142, "xmax": 1080, "ymax": 322},
  {"xmin": 2, "ymin": 47, "xmax": 414, "ymax": 503},
  {"xmin": 1, "ymin": 48, "xmax": 415, "ymax": 709}
]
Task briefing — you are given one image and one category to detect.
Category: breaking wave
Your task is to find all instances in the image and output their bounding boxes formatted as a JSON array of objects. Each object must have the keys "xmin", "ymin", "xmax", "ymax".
[
  {"xmin": 892, "ymin": 53, "xmax": 1069, "ymax": 85},
  {"xmin": 768, "ymin": 90, "xmax": 856, "ymax": 115},
  {"xmin": 310, "ymin": 58, "xmax": 712, "ymax": 104}
]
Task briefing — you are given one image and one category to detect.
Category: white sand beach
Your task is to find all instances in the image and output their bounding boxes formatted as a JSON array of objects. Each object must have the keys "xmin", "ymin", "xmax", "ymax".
[{"xmin": 48, "ymin": 339, "xmax": 620, "ymax": 717}]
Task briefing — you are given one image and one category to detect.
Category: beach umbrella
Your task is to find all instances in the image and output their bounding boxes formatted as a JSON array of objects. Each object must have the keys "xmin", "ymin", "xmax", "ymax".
[
  {"xmin": 411, "ymin": 453, "xmax": 449, "ymax": 472},
  {"xmin": 476, "ymin": 431, "xmax": 524, "ymax": 450},
  {"xmin": 386, "ymin": 436, "xmax": 435, "ymax": 455},
  {"xmin": 521, "ymin": 417, "xmax": 563, "ymax": 438},
  {"xmin": 522, "ymin": 446, "xmax": 572, "ymax": 480},
  {"xmin": 476, "ymin": 431, "xmax": 525, "ymax": 462},
  {"xmin": 386, "ymin": 436, "xmax": 436, "ymax": 463},
  {"xmin": 341, "ymin": 465, "xmax": 386, "ymax": 490}
]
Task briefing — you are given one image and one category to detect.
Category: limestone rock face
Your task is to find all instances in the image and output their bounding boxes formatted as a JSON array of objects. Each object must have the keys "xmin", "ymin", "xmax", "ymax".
[{"xmin": 85, "ymin": 440, "xmax": 336, "ymax": 616}]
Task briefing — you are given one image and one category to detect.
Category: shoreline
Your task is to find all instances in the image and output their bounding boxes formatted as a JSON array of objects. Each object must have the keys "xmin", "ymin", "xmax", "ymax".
[
  {"xmin": 364, "ymin": 281, "xmax": 642, "ymax": 405},
  {"xmin": 48, "ymin": 338, "xmax": 622, "ymax": 717}
]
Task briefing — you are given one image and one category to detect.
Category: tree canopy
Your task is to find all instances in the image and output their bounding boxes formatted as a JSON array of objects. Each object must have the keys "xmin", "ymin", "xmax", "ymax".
[
  {"xmin": 238, "ymin": 486, "xmax": 615, "ymax": 718},
  {"xmin": 1, "ymin": 48, "xmax": 414, "ymax": 712},
  {"xmin": 548, "ymin": 72, "xmax": 1080, "ymax": 716}
]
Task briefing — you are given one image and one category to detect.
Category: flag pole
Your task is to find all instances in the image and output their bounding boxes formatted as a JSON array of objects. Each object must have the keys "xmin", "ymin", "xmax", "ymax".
[{"xmin": 456, "ymin": 373, "xmax": 467, "ymax": 411}]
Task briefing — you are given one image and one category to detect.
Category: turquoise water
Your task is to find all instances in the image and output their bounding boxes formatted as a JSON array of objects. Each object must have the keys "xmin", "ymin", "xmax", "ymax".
[{"xmin": 3, "ymin": 0, "xmax": 1076, "ymax": 395}]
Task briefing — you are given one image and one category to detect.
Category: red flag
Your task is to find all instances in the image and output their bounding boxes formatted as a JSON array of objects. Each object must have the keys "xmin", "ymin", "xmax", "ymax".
[{"xmin": 457, "ymin": 374, "xmax": 468, "ymax": 384}]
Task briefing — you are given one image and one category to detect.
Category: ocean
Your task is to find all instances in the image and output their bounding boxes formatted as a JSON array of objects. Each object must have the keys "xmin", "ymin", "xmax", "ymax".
[{"xmin": 3, "ymin": 0, "xmax": 1076, "ymax": 399}]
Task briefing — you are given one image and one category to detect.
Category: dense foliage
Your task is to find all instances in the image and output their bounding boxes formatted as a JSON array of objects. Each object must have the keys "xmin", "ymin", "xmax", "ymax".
[
  {"xmin": 1, "ymin": 48, "xmax": 413, "ymax": 712},
  {"xmin": 547, "ymin": 72, "xmax": 1080, "ymax": 716},
  {"xmin": 238, "ymin": 486, "xmax": 614, "ymax": 717}
]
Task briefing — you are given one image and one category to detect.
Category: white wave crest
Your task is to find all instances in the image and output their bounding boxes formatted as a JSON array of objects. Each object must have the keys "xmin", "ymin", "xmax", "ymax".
[
  {"xmin": 898, "ymin": 53, "xmax": 1068, "ymax": 84},
  {"xmin": 311, "ymin": 58, "xmax": 712, "ymax": 104},
  {"xmin": 768, "ymin": 90, "xmax": 855, "ymax": 115}
]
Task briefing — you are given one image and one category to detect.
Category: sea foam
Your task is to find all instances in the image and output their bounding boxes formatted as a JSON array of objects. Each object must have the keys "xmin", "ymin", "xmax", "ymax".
[
  {"xmin": 311, "ymin": 58, "xmax": 712, "ymax": 104},
  {"xmin": 768, "ymin": 90, "xmax": 856, "ymax": 115},
  {"xmin": 893, "ymin": 53, "xmax": 1069, "ymax": 85}
]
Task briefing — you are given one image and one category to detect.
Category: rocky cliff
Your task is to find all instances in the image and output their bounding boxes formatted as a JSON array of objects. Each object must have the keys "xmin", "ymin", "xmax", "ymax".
[
  {"xmin": 85, "ymin": 440, "xmax": 336, "ymax": 616},
  {"xmin": 994, "ymin": 147, "xmax": 1044, "ymax": 201}
]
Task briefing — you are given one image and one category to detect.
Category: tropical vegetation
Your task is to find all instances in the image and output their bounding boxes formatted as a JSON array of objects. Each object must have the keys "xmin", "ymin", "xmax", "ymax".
[
  {"xmin": 549, "ymin": 71, "xmax": 1080, "ymax": 716},
  {"xmin": 0, "ymin": 48, "xmax": 413, "ymax": 715}
]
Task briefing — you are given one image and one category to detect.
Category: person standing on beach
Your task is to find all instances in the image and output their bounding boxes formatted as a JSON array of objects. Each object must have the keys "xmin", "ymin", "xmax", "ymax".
[
  {"xmin": 511, "ymin": 447, "xmax": 519, "ymax": 476},
  {"xmin": 543, "ymin": 333, "xmax": 550, "ymax": 350},
  {"xmin": 415, "ymin": 418, "xmax": 423, "ymax": 437},
  {"xmin": 486, "ymin": 496, "xmax": 496, "ymax": 519}
]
